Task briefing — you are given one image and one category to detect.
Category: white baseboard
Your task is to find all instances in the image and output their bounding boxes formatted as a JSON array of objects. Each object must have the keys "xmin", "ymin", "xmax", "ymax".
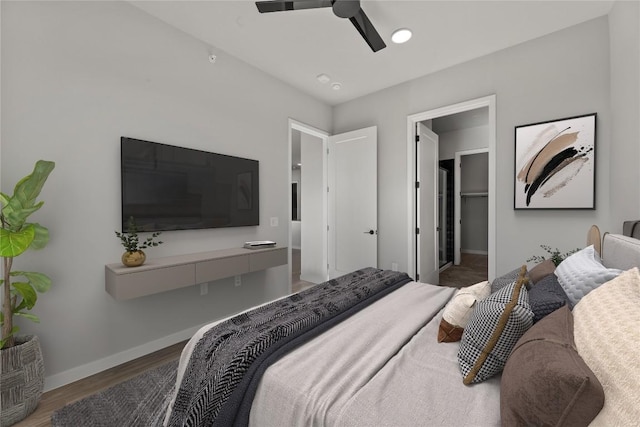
[
  {"xmin": 461, "ymin": 249, "xmax": 489, "ymax": 255},
  {"xmin": 300, "ymin": 273, "xmax": 324, "ymax": 284},
  {"xmin": 43, "ymin": 324, "xmax": 203, "ymax": 392},
  {"xmin": 439, "ymin": 262, "xmax": 453, "ymax": 273}
]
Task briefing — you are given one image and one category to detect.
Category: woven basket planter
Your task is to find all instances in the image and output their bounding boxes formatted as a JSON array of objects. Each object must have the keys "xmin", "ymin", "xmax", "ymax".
[{"xmin": 0, "ymin": 335, "xmax": 45, "ymax": 427}]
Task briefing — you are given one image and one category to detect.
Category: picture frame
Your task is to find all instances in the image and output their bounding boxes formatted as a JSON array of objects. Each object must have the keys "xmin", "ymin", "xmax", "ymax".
[{"xmin": 514, "ymin": 113, "xmax": 596, "ymax": 210}]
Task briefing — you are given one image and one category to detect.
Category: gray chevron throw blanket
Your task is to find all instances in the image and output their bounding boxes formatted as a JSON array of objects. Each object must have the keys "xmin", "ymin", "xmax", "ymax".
[{"xmin": 166, "ymin": 267, "xmax": 412, "ymax": 427}]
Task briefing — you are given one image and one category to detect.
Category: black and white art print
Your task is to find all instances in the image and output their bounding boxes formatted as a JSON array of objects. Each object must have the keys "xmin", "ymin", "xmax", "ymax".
[{"xmin": 514, "ymin": 113, "xmax": 596, "ymax": 210}]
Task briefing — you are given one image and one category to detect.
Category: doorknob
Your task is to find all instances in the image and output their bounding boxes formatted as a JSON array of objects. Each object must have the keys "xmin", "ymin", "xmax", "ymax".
[{"xmin": 364, "ymin": 230, "xmax": 376, "ymax": 235}]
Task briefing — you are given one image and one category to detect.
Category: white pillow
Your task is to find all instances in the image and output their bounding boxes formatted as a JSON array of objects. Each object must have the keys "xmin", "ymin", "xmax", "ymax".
[
  {"xmin": 437, "ymin": 281, "xmax": 491, "ymax": 342},
  {"xmin": 554, "ymin": 245, "xmax": 622, "ymax": 306}
]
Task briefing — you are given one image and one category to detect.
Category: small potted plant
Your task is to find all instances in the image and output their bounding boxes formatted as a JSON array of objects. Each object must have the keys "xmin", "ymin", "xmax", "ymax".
[
  {"xmin": 1, "ymin": 160, "xmax": 55, "ymax": 426},
  {"xmin": 115, "ymin": 217, "xmax": 163, "ymax": 267},
  {"xmin": 527, "ymin": 244, "xmax": 580, "ymax": 267}
]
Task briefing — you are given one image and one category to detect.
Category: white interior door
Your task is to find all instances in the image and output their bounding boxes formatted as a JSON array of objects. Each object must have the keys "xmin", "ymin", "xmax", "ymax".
[
  {"xmin": 417, "ymin": 123, "xmax": 439, "ymax": 284},
  {"xmin": 328, "ymin": 126, "xmax": 377, "ymax": 278}
]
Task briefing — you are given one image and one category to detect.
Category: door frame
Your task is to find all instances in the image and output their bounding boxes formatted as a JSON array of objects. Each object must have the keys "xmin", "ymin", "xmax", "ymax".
[
  {"xmin": 288, "ymin": 119, "xmax": 329, "ymax": 291},
  {"xmin": 406, "ymin": 94, "xmax": 497, "ymax": 281},
  {"xmin": 454, "ymin": 148, "xmax": 489, "ymax": 265}
]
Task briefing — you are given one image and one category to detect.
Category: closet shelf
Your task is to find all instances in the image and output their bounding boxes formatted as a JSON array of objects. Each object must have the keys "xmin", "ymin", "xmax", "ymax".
[{"xmin": 461, "ymin": 192, "xmax": 488, "ymax": 197}]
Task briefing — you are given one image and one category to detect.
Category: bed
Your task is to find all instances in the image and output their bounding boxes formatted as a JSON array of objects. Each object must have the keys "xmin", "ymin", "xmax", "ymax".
[{"xmin": 162, "ymin": 232, "xmax": 640, "ymax": 427}]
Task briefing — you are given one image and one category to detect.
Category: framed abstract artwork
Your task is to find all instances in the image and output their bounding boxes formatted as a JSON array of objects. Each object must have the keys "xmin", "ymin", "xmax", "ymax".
[{"xmin": 514, "ymin": 113, "xmax": 596, "ymax": 210}]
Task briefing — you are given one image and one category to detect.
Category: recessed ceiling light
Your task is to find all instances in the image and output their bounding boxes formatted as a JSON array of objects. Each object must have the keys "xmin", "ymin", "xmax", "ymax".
[
  {"xmin": 331, "ymin": 82, "xmax": 342, "ymax": 91},
  {"xmin": 391, "ymin": 28, "xmax": 412, "ymax": 44},
  {"xmin": 316, "ymin": 73, "xmax": 331, "ymax": 84}
]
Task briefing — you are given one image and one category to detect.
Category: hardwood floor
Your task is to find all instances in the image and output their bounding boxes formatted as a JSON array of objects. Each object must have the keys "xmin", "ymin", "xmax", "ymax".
[
  {"xmin": 14, "ymin": 340, "xmax": 187, "ymax": 427},
  {"xmin": 439, "ymin": 253, "xmax": 488, "ymax": 288}
]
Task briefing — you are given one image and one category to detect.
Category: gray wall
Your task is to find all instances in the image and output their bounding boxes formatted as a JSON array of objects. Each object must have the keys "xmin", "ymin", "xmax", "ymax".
[
  {"xmin": 1, "ymin": 1, "xmax": 331, "ymax": 389},
  {"xmin": 333, "ymin": 12, "xmax": 639, "ymax": 276},
  {"xmin": 438, "ymin": 125, "xmax": 489, "ymax": 160},
  {"xmin": 461, "ymin": 153, "xmax": 489, "ymax": 194},
  {"xmin": 609, "ymin": 1, "xmax": 640, "ymax": 227},
  {"xmin": 461, "ymin": 153, "xmax": 489, "ymax": 252}
]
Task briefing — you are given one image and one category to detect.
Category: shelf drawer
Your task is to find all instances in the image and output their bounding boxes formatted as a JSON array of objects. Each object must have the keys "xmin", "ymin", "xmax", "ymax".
[
  {"xmin": 106, "ymin": 264, "xmax": 194, "ymax": 300},
  {"xmin": 196, "ymin": 255, "xmax": 249, "ymax": 283},
  {"xmin": 249, "ymin": 247, "xmax": 287, "ymax": 272}
]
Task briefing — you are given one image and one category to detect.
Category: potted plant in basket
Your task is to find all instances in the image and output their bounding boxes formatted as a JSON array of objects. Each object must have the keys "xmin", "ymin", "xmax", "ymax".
[
  {"xmin": 115, "ymin": 217, "xmax": 163, "ymax": 267},
  {"xmin": 1, "ymin": 160, "xmax": 55, "ymax": 426}
]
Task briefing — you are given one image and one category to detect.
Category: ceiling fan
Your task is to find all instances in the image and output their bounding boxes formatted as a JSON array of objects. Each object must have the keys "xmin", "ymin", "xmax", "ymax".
[{"xmin": 255, "ymin": 0, "xmax": 386, "ymax": 52}]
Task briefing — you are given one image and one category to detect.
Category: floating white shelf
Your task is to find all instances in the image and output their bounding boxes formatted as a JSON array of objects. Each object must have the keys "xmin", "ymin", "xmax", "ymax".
[{"xmin": 105, "ymin": 246, "xmax": 287, "ymax": 300}]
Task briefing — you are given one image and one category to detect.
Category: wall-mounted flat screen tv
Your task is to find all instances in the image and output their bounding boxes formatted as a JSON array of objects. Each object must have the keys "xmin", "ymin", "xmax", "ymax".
[{"xmin": 121, "ymin": 137, "xmax": 259, "ymax": 232}]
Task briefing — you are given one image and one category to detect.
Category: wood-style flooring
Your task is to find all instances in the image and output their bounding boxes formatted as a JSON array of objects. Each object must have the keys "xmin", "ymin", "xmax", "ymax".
[
  {"xmin": 439, "ymin": 253, "xmax": 488, "ymax": 288},
  {"xmin": 14, "ymin": 341, "xmax": 187, "ymax": 427}
]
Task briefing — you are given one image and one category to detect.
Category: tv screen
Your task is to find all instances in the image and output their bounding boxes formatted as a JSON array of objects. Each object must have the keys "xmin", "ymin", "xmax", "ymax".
[{"xmin": 121, "ymin": 137, "xmax": 259, "ymax": 232}]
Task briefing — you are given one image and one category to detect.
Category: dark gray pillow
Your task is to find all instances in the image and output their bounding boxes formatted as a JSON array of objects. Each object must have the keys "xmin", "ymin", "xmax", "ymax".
[{"xmin": 529, "ymin": 274, "xmax": 572, "ymax": 322}]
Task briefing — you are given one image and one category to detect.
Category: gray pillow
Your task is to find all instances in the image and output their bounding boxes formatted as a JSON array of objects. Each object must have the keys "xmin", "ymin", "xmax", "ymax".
[
  {"xmin": 554, "ymin": 245, "xmax": 622, "ymax": 306},
  {"xmin": 491, "ymin": 267, "xmax": 531, "ymax": 293},
  {"xmin": 528, "ymin": 274, "xmax": 571, "ymax": 322}
]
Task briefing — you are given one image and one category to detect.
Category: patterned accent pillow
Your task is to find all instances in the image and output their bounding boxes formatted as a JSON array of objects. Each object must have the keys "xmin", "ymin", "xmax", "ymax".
[
  {"xmin": 528, "ymin": 274, "xmax": 571, "ymax": 323},
  {"xmin": 491, "ymin": 267, "xmax": 531, "ymax": 293},
  {"xmin": 458, "ymin": 266, "xmax": 533, "ymax": 385},
  {"xmin": 555, "ymin": 245, "xmax": 622, "ymax": 306},
  {"xmin": 438, "ymin": 281, "xmax": 491, "ymax": 343},
  {"xmin": 501, "ymin": 306, "xmax": 604, "ymax": 426}
]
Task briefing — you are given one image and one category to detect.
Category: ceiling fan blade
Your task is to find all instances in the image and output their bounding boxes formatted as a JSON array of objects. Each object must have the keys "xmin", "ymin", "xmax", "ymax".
[
  {"xmin": 349, "ymin": 9, "xmax": 386, "ymax": 52},
  {"xmin": 255, "ymin": 0, "xmax": 332, "ymax": 13}
]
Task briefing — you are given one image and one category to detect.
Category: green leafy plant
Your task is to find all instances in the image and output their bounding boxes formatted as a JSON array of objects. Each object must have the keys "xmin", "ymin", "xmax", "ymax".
[
  {"xmin": 115, "ymin": 217, "xmax": 163, "ymax": 252},
  {"xmin": 527, "ymin": 244, "xmax": 580, "ymax": 267},
  {"xmin": 1, "ymin": 160, "xmax": 55, "ymax": 349}
]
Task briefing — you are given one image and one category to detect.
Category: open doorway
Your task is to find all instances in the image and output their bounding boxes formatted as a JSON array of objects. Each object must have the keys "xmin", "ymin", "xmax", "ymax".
[
  {"xmin": 289, "ymin": 121, "xmax": 328, "ymax": 293},
  {"xmin": 438, "ymin": 149, "xmax": 489, "ymax": 287},
  {"xmin": 407, "ymin": 95, "xmax": 496, "ymax": 284}
]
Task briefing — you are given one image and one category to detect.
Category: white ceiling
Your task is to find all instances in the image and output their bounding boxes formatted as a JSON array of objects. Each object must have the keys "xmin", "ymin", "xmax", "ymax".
[{"xmin": 131, "ymin": 0, "xmax": 614, "ymax": 106}]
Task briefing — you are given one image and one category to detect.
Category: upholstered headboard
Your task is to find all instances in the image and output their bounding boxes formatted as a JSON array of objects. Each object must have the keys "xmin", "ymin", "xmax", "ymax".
[{"xmin": 601, "ymin": 233, "xmax": 640, "ymax": 270}]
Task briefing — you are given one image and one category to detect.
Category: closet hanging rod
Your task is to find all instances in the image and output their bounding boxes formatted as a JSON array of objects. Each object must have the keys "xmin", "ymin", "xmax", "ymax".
[{"xmin": 460, "ymin": 192, "xmax": 488, "ymax": 197}]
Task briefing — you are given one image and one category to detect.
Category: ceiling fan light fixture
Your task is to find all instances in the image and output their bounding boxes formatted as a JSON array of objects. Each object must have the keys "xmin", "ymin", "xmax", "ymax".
[{"xmin": 391, "ymin": 28, "xmax": 412, "ymax": 44}]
